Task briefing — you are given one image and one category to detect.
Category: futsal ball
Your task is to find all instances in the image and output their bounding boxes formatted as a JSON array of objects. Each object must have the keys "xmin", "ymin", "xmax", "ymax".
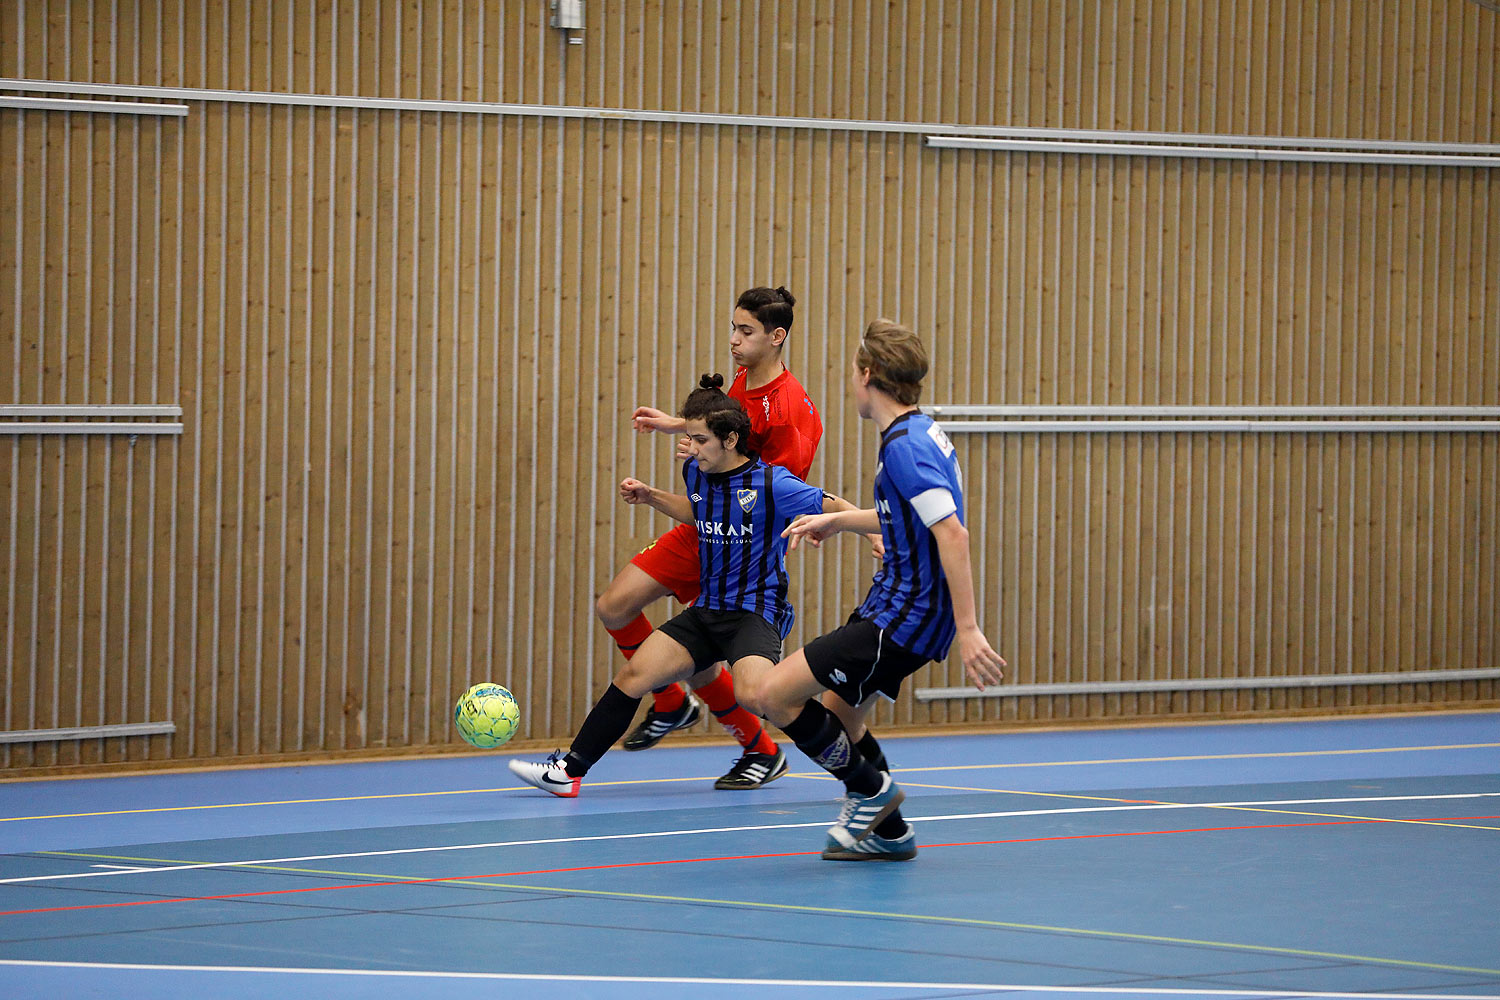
[{"xmin": 454, "ymin": 683, "xmax": 521, "ymax": 749}]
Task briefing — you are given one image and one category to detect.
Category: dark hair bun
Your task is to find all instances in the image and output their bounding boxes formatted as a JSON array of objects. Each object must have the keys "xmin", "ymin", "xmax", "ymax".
[
  {"xmin": 774, "ymin": 286, "xmax": 796, "ymax": 307},
  {"xmin": 699, "ymin": 372, "xmax": 725, "ymax": 390}
]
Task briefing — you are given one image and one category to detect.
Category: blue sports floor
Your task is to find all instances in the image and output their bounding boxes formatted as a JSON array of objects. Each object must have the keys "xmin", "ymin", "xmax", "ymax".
[{"xmin": 1, "ymin": 711, "xmax": 1498, "ymax": 1000}]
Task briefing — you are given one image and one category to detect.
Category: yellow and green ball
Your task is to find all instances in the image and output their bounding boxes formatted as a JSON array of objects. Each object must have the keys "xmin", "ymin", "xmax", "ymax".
[{"xmin": 454, "ymin": 683, "xmax": 520, "ymax": 749}]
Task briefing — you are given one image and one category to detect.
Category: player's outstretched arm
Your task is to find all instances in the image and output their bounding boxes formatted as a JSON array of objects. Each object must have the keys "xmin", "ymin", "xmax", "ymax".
[
  {"xmin": 929, "ymin": 514, "xmax": 1007, "ymax": 690},
  {"xmin": 619, "ymin": 478, "xmax": 696, "ymax": 526},
  {"xmin": 631, "ymin": 406, "xmax": 688, "ymax": 436},
  {"xmin": 783, "ymin": 507, "xmax": 880, "ymax": 551},
  {"xmin": 820, "ymin": 491, "xmax": 885, "ymax": 558}
]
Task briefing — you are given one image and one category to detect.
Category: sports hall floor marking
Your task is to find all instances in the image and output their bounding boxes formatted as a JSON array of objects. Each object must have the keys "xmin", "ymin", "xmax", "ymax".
[
  {"xmin": 7, "ymin": 814, "xmax": 1500, "ymax": 980},
  {"xmin": 3, "ymin": 740, "xmax": 1495, "ymax": 824},
  {"xmin": 18, "ymin": 812, "xmax": 1498, "ymax": 906},
  {"xmin": 7, "ymin": 846, "xmax": 1500, "ymax": 980},
  {"xmin": 7, "ymin": 791, "xmax": 1498, "ymax": 887},
  {"xmin": 1, "ymin": 961, "xmax": 1497, "ymax": 1000},
  {"xmin": 20, "ymin": 813, "xmax": 1488, "ymax": 893}
]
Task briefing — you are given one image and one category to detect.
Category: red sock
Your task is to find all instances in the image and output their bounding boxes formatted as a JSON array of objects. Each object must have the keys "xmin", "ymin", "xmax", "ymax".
[
  {"xmin": 605, "ymin": 614, "xmax": 686, "ymax": 713},
  {"xmin": 695, "ymin": 668, "xmax": 777, "ymax": 754},
  {"xmin": 651, "ymin": 683, "xmax": 687, "ymax": 714},
  {"xmin": 605, "ymin": 613, "xmax": 654, "ymax": 660}
]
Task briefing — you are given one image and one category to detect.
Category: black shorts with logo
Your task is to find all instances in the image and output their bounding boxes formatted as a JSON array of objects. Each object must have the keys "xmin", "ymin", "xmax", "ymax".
[
  {"xmin": 658, "ymin": 605, "xmax": 784, "ymax": 670},
  {"xmin": 803, "ymin": 612, "xmax": 932, "ymax": 706}
]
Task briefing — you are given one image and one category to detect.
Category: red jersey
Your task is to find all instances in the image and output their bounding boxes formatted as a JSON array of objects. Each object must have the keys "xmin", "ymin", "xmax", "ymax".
[{"xmin": 727, "ymin": 366, "xmax": 824, "ymax": 480}]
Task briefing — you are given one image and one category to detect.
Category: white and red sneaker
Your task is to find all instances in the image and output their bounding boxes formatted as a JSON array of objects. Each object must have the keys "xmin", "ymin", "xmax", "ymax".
[{"xmin": 508, "ymin": 752, "xmax": 581, "ymax": 798}]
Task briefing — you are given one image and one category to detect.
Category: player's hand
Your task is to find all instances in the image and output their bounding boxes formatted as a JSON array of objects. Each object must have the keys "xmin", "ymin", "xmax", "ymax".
[
  {"xmin": 619, "ymin": 478, "xmax": 653, "ymax": 505},
  {"xmin": 783, "ymin": 512, "xmax": 840, "ymax": 552},
  {"xmin": 674, "ymin": 435, "xmax": 693, "ymax": 461},
  {"xmin": 958, "ymin": 627, "xmax": 1006, "ymax": 691},
  {"xmin": 632, "ymin": 406, "xmax": 677, "ymax": 434},
  {"xmin": 864, "ymin": 532, "xmax": 885, "ymax": 560}
]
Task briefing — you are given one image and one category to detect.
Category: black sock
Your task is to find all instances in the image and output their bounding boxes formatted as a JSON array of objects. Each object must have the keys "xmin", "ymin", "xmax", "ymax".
[
  {"xmin": 563, "ymin": 683, "xmax": 642, "ymax": 777},
  {"xmin": 857, "ymin": 729, "xmax": 904, "ymax": 835},
  {"xmin": 855, "ymin": 730, "xmax": 888, "ymax": 774},
  {"xmin": 779, "ymin": 700, "xmax": 883, "ymax": 797}
]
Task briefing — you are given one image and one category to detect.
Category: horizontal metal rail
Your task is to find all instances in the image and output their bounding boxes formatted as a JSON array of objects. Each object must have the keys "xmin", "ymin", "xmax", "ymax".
[
  {"xmin": 0, "ymin": 95, "xmax": 189, "ymax": 116},
  {"xmin": 937, "ymin": 420, "xmax": 1500, "ymax": 434},
  {"xmin": 0, "ymin": 422, "xmax": 184, "ymax": 435},
  {"xmin": 3, "ymin": 79, "xmax": 1498, "ymax": 156},
  {"xmin": 0, "ymin": 405, "xmax": 183, "ymax": 417},
  {"xmin": 925, "ymin": 405, "xmax": 1500, "ymax": 418},
  {"xmin": 0, "ymin": 722, "xmax": 177, "ymax": 744},
  {"xmin": 927, "ymin": 134, "xmax": 1500, "ymax": 167},
  {"xmin": 915, "ymin": 669, "xmax": 1500, "ymax": 701}
]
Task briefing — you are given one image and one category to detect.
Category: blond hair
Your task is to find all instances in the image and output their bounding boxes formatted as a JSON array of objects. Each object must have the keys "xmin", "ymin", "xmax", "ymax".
[{"xmin": 855, "ymin": 318, "xmax": 928, "ymax": 405}]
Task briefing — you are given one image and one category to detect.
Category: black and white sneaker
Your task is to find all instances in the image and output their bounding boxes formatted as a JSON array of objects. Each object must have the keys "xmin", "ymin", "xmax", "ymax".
[
  {"xmin": 622, "ymin": 693, "xmax": 704, "ymax": 751},
  {"xmin": 714, "ymin": 747, "xmax": 789, "ymax": 790},
  {"xmin": 508, "ymin": 752, "xmax": 582, "ymax": 797}
]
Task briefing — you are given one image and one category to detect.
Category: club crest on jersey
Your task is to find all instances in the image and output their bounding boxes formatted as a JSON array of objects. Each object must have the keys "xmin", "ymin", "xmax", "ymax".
[{"xmin": 737, "ymin": 489, "xmax": 759, "ymax": 513}]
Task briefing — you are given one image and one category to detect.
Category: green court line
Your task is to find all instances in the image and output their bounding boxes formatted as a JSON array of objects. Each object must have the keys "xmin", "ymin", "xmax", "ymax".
[{"xmin": 33, "ymin": 849, "xmax": 1500, "ymax": 979}]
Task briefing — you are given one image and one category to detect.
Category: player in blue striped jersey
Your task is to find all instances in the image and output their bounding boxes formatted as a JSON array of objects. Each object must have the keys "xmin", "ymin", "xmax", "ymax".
[
  {"xmin": 742, "ymin": 319, "xmax": 1007, "ymax": 860},
  {"xmin": 509, "ymin": 374, "xmax": 841, "ymax": 797}
]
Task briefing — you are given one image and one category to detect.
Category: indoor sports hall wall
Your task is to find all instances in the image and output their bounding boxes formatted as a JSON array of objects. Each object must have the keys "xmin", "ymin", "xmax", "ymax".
[{"xmin": 2, "ymin": 1, "xmax": 1497, "ymax": 772}]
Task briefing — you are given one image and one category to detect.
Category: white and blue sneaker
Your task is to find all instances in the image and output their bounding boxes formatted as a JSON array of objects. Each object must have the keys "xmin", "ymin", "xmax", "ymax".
[
  {"xmin": 828, "ymin": 773, "xmax": 906, "ymax": 842},
  {"xmin": 508, "ymin": 751, "xmax": 581, "ymax": 798},
  {"xmin": 822, "ymin": 824, "xmax": 917, "ymax": 861}
]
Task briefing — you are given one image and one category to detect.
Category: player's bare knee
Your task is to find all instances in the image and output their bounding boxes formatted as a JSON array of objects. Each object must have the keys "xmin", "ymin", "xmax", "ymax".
[
  {"xmin": 738, "ymin": 671, "xmax": 783, "ymax": 720},
  {"xmin": 614, "ymin": 659, "xmax": 656, "ymax": 699},
  {"xmin": 733, "ymin": 672, "xmax": 765, "ymax": 715},
  {"xmin": 594, "ymin": 588, "xmax": 637, "ymax": 630}
]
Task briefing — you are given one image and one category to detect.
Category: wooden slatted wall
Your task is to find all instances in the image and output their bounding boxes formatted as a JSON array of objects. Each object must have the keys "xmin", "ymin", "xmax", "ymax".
[{"xmin": 1, "ymin": 0, "xmax": 1496, "ymax": 770}]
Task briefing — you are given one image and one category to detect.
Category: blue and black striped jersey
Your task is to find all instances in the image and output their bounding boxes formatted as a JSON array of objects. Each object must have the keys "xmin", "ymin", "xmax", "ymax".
[
  {"xmin": 682, "ymin": 457, "xmax": 825, "ymax": 637},
  {"xmin": 856, "ymin": 410, "xmax": 965, "ymax": 661}
]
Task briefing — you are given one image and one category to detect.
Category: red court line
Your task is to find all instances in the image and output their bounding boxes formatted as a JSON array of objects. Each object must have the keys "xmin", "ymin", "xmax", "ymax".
[
  {"xmin": 0, "ymin": 851, "xmax": 818, "ymax": 917},
  {"xmin": 4, "ymin": 815, "xmax": 1494, "ymax": 919}
]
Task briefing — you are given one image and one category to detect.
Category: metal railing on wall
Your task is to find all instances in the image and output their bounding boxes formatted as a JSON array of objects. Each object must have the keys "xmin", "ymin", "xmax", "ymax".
[
  {"xmin": 916, "ymin": 670, "xmax": 1500, "ymax": 702},
  {"xmin": 0, "ymin": 94, "xmax": 189, "ymax": 116},
  {"xmin": 925, "ymin": 134, "xmax": 1500, "ymax": 167},
  {"xmin": 927, "ymin": 404, "xmax": 1500, "ymax": 434},
  {"xmin": 0, "ymin": 405, "xmax": 184, "ymax": 436},
  {"xmin": 0, "ymin": 723, "xmax": 177, "ymax": 745}
]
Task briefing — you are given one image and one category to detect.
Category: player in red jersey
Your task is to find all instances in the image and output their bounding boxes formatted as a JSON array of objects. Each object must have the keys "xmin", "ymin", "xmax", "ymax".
[{"xmin": 596, "ymin": 286, "xmax": 837, "ymax": 789}]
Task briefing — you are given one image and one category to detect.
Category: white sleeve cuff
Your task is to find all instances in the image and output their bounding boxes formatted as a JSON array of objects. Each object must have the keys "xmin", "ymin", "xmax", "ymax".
[{"xmin": 910, "ymin": 487, "xmax": 957, "ymax": 527}]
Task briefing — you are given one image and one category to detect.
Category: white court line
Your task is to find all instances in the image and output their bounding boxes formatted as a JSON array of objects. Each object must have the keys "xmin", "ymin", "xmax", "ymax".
[
  {"xmin": 0, "ymin": 960, "xmax": 1496, "ymax": 999},
  {"xmin": 6, "ymin": 791, "xmax": 1497, "ymax": 887}
]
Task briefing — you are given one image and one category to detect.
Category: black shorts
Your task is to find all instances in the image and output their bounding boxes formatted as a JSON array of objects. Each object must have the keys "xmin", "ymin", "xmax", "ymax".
[
  {"xmin": 658, "ymin": 606, "xmax": 784, "ymax": 670},
  {"xmin": 803, "ymin": 612, "xmax": 931, "ymax": 706}
]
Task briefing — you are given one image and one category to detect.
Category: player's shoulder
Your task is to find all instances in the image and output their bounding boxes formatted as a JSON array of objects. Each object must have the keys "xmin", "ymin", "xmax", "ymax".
[
  {"xmin": 883, "ymin": 413, "xmax": 953, "ymax": 461},
  {"xmin": 775, "ymin": 367, "xmax": 817, "ymax": 403},
  {"xmin": 767, "ymin": 462, "xmax": 811, "ymax": 486},
  {"xmin": 774, "ymin": 370, "xmax": 822, "ymax": 430}
]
